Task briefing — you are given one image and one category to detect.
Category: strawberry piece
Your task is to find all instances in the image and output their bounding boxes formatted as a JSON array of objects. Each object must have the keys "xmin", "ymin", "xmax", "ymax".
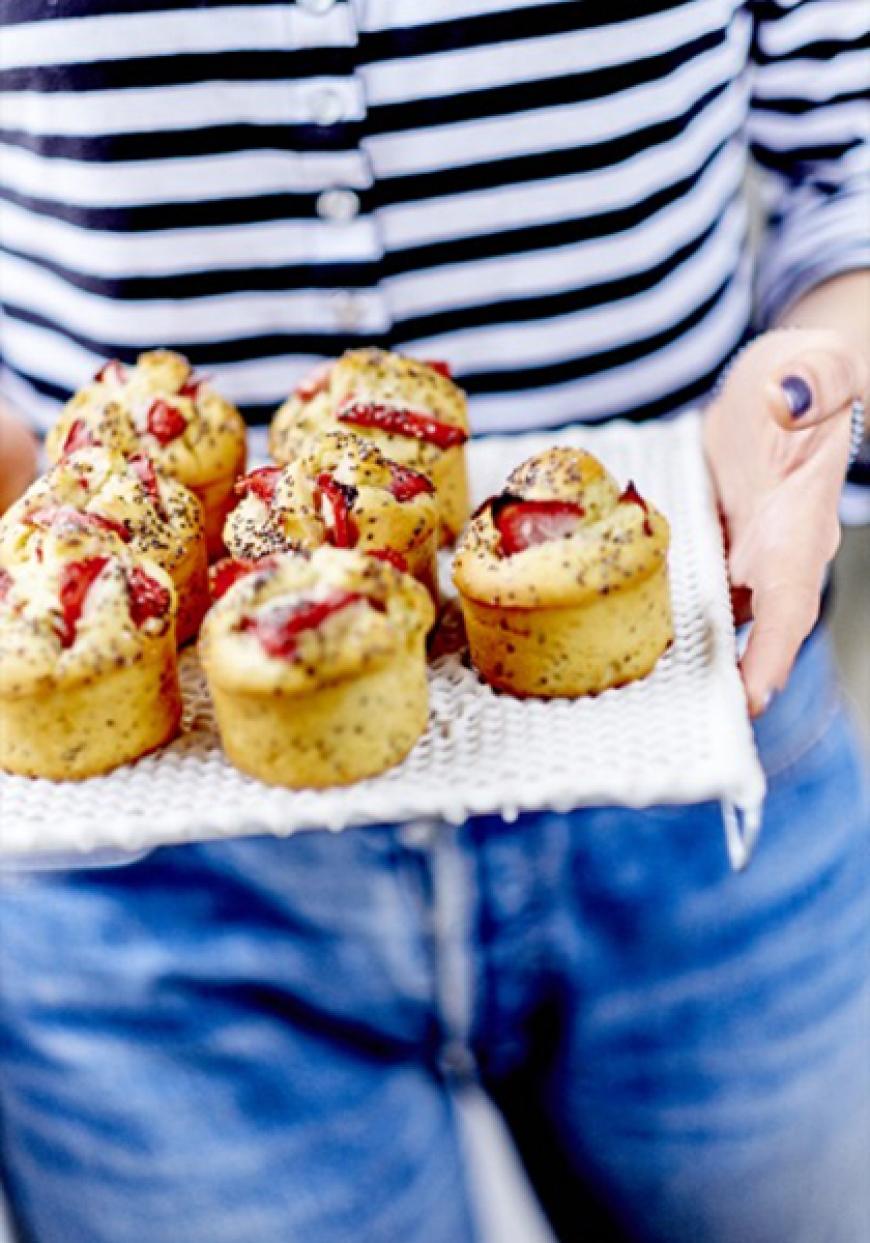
[
  {"xmin": 493, "ymin": 496, "xmax": 584, "ymax": 556},
  {"xmin": 61, "ymin": 419, "xmax": 96, "ymax": 457},
  {"xmin": 146, "ymin": 399, "xmax": 187, "ymax": 445},
  {"xmin": 367, "ymin": 548, "xmax": 408, "ymax": 573},
  {"xmin": 235, "ymin": 466, "xmax": 282, "ymax": 505},
  {"xmin": 243, "ymin": 590, "xmax": 363, "ymax": 660},
  {"xmin": 94, "ymin": 360, "xmax": 128, "ymax": 385},
  {"xmin": 178, "ymin": 373, "xmax": 207, "ymax": 400},
  {"xmin": 128, "ymin": 453, "xmax": 164, "ymax": 513},
  {"xmin": 422, "ymin": 359, "xmax": 452, "ymax": 378},
  {"xmin": 0, "ymin": 568, "xmax": 11, "ymax": 604},
  {"xmin": 209, "ymin": 556, "xmax": 268, "ymax": 602},
  {"xmin": 618, "ymin": 480, "xmax": 653, "ymax": 536},
  {"xmin": 26, "ymin": 504, "xmax": 131, "ymax": 542},
  {"xmin": 295, "ymin": 362, "xmax": 332, "ymax": 401},
  {"xmin": 127, "ymin": 565, "xmax": 171, "ymax": 628},
  {"xmin": 316, "ymin": 472, "xmax": 358, "ymax": 548},
  {"xmin": 386, "ymin": 461, "xmax": 435, "ymax": 502},
  {"xmin": 58, "ymin": 556, "xmax": 108, "ymax": 647},
  {"xmin": 337, "ymin": 401, "xmax": 468, "ymax": 450}
]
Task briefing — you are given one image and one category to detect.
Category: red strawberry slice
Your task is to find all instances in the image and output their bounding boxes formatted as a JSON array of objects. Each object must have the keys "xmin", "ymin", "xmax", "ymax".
[
  {"xmin": 178, "ymin": 373, "xmax": 207, "ymax": 400},
  {"xmin": 61, "ymin": 419, "xmax": 96, "ymax": 457},
  {"xmin": 146, "ymin": 399, "xmax": 187, "ymax": 445},
  {"xmin": 208, "ymin": 556, "xmax": 272, "ymax": 602},
  {"xmin": 127, "ymin": 565, "xmax": 171, "ymax": 628},
  {"xmin": 128, "ymin": 453, "xmax": 164, "ymax": 513},
  {"xmin": 618, "ymin": 480, "xmax": 653, "ymax": 536},
  {"xmin": 235, "ymin": 466, "xmax": 282, "ymax": 504},
  {"xmin": 367, "ymin": 548, "xmax": 408, "ymax": 573},
  {"xmin": 386, "ymin": 461, "xmax": 435, "ymax": 502},
  {"xmin": 58, "ymin": 556, "xmax": 109, "ymax": 647},
  {"xmin": 94, "ymin": 360, "xmax": 128, "ymax": 385},
  {"xmin": 0, "ymin": 568, "xmax": 12, "ymax": 604},
  {"xmin": 337, "ymin": 401, "xmax": 468, "ymax": 450},
  {"xmin": 493, "ymin": 496, "xmax": 584, "ymax": 556},
  {"xmin": 26, "ymin": 504, "xmax": 131, "ymax": 542},
  {"xmin": 316, "ymin": 472, "xmax": 358, "ymax": 548},
  {"xmin": 243, "ymin": 590, "xmax": 363, "ymax": 660},
  {"xmin": 422, "ymin": 359, "xmax": 452, "ymax": 378},
  {"xmin": 295, "ymin": 363, "xmax": 332, "ymax": 401}
]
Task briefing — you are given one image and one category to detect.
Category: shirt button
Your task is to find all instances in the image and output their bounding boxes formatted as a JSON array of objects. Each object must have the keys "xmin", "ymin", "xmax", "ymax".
[
  {"xmin": 309, "ymin": 86, "xmax": 346, "ymax": 127},
  {"xmin": 297, "ymin": 0, "xmax": 334, "ymax": 13},
  {"xmin": 330, "ymin": 290, "xmax": 365, "ymax": 331},
  {"xmin": 316, "ymin": 188, "xmax": 360, "ymax": 223}
]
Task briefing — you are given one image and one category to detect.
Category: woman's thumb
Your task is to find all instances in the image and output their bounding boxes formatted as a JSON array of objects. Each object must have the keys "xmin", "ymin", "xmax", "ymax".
[{"xmin": 764, "ymin": 337, "xmax": 868, "ymax": 430}]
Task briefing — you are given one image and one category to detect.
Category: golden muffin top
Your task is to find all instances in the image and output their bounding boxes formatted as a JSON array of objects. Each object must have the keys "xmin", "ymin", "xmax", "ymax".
[
  {"xmin": 0, "ymin": 528, "xmax": 176, "ymax": 695},
  {"xmin": 200, "ymin": 546, "xmax": 433, "ymax": 696},
  {"xmin": 0, "ymin": 447, "xmax": 203, "ymax": 573},
  {"xmin": 453, "ymin": 446, "xmax": 670, "ymax": 608},
  {"xmin": 46, "ymin": 350, "xmax": 247, "ymax": 488},
  {"xmin": 225, "ymin": 431, "xmax": 438, "ymax": 562},
  {"xmin": 269, "ymin": 349, "xmax": 469, "ymax": 474}
]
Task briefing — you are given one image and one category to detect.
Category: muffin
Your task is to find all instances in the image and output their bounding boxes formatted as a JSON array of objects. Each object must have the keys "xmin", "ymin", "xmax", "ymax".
[
  {"xmin": 200, "ymin": 546, "xmax": 434, "ymax": 787},
  {"xmin": 224, "ymin": 431, "xmax": 439, "ymax": 602},
  {"xmin": 453, "ymin": 447, "xmax": 673, "ymax": 697},
  {"xmin": 46, "ymin": 350, "xmax": 247, "ymax": 558},
  {"xmin": 0, "ymin": 447, "xmax": 208, "ymax": 645},
  {"xmin": 269, "ymin": 349, "xmax": 470, "ymax": 544},
  {"xmin": 0, "ymin": 529, "xmax": 181, "ymax": 779}
]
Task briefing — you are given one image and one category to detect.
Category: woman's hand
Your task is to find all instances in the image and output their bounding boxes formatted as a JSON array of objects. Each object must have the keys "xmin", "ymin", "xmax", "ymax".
[
  {"xmin": 704, "ymin": 327, "xmax": 867, "ymax": 716},
  {"xmin": 0, "ymin": 402, "xmax": 39, "ymax": 515}
]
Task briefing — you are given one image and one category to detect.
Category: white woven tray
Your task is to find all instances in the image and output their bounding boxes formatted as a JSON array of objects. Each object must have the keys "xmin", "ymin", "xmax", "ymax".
[{"xmin": 0, "ymin": 412, "xmax": 765, "ymax": 864}]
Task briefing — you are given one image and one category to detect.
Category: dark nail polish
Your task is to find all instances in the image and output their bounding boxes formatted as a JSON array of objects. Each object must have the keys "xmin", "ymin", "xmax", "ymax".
[{"xmin": 780, "ymin": 375, "xmax": 812, "ymax": 418}]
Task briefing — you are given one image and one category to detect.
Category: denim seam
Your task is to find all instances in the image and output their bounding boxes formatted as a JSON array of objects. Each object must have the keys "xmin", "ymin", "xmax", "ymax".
[{"xmin": 429, "ymin": 826, "xmax": 478, "ymax": 1083}]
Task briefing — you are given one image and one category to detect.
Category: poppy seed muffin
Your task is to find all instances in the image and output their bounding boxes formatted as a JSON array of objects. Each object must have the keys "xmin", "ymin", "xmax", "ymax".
[
  {"xmin": 453, "ymin": 447, "xmax": 673, "ymax": 697},
  {"xmin": 224, "ymin": 431, "xmax": 439, "ymax": 602},
  {"xmin": 269, "ymin": 349, "xmax": 469, "ymax": 544},
  {"xmin": 200, "ymin": 546, "xmax": 433, "ymax": 787},
  {"xmin": 0, "ymin": 446, "xmax": 208, "ymax": 644},
  {"xmin": 46, "ymin": 350, "xmax": 247, "ymax": 558},
  {"xmin": 0, "ymin": 529, "xmax": 181, "ymax": 779}
]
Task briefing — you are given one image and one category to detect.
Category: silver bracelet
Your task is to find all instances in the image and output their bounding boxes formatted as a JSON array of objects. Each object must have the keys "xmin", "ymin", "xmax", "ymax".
[{"xmin": 848, "ymin": 397, "xmax": 866, "ymax": 468}]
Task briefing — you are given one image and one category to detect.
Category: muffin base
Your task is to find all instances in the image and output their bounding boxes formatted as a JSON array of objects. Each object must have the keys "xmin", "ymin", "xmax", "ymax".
[
  {"xmin": 0, "ymin": 643, "xmax": 182, "ymax": 779},
  {"xmin": 192, "ymin": 445, "xmax": 247, "ymax": 561},
  {"xmin": 173, "ymin": 535, "xmax": 210, "ymax": 645},
  {"xmin": 404, "ymin": 531, "xmax": 439, "ymax": 609},
  {"xmin": 209, "ymin": 641, "xmax": 429, "ymax": 788},
  {"xmin": 432, "ymin": 445, "xmax": 469, "ymax": 546},
  {"xmin": 459, "ymin": 563, "xmax": 673, "ymax": 698}
]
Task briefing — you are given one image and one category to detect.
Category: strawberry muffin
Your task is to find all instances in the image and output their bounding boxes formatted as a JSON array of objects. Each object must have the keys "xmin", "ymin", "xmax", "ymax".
[
  {"xmin": 269, "ymin": 349, "xmax": 470, "ymax": 544},
  {"xmin": 46, "ymin": 350, "xmax": 247, "ymax": 558},
  {"xmin": 200, "ymin": 546, "xmax": 433, "ymax": 788},
  {"xmin": 223, "ymin": 431, "xmax": 439, "ymax": 602},
  {"xmin": 0, "ymin": 446, "xmax": 208, "ymax": 644},
  {"xmin": 453, "ymin": 447, "xmax": 673, "ymax": 697},
  {"xmin": 0, "ymin": 529, "xmax": 181, "ymax": 779}
]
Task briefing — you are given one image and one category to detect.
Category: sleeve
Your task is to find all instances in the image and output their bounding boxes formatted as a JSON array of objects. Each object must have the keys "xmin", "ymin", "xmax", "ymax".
[{"xmin": 749, "ymin": 0, "xmax": 870, "ymax": 328}]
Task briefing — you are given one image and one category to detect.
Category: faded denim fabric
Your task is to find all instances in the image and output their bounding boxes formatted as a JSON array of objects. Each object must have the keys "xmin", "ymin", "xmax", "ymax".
[{"xmin": 0, "ymin": 630, "xmax": 867, "ymax": 1243}]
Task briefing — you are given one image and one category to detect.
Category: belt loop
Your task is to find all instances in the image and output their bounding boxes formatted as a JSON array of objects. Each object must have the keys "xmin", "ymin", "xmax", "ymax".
[{"xmin": 401, "ymin": 819, "xmax": 478, "ymax": 1083}]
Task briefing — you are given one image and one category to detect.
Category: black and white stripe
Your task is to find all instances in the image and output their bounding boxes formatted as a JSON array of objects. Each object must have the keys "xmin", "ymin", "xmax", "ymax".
[{"xmin": 1, "ymin": 0, "xmax": 867, "ymax": 434}]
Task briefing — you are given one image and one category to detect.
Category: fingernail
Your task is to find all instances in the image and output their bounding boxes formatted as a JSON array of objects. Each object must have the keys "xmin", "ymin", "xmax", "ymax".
[
  {"xmin": 780, "ymin": 375, "xmax": 812, "ymax": 418},
  {"xmin": 753, "ymin": 689, "xmax": 774, "ymax": 718}
]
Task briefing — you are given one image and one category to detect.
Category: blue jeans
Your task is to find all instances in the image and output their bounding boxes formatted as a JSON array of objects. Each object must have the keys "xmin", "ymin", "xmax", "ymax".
[{"xmin": 0, "ymin": 630, "xmax": 867, "ymax": 1243}]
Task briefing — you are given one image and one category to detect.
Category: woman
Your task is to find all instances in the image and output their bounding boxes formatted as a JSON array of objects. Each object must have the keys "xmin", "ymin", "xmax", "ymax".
[{"xmin": 0, "ymin": 3, "xmax": 867, "ymax": 1241}]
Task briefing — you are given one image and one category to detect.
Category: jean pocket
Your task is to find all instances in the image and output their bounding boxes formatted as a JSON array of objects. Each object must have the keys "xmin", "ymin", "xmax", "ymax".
[{"xmin": 752, "ymin": 629, "xmax": 845, "ymax": 781}]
